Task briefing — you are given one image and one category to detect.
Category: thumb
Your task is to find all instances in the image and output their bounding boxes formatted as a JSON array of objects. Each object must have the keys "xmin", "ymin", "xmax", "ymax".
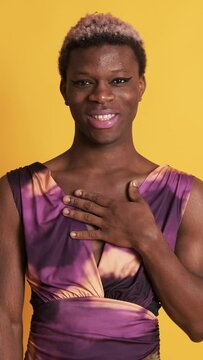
[{"xmin": 128, "ymin": 180, "xmax": 141, "ymax": 202}]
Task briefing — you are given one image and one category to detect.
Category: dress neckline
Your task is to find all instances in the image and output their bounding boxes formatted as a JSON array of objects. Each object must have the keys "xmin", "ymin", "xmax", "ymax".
[
  {"xmin": 30, "ymin": 162, "xmax": 168, "ymax": 275},
  {"xmin": 34, "ymin": 162, "xmax": 168, "ymax": 197}
]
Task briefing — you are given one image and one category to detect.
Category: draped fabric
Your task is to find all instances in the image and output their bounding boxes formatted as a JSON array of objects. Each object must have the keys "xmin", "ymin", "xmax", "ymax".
[{"xmin": 7, "ymin": 163, "xmax": 194, "ymax": 360}]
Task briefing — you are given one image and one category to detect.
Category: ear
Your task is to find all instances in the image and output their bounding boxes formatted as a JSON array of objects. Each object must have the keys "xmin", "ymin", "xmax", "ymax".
[
  {"xmin": 60, "ymin": 79, "xmax": 69, "ymax": 106},
  {"xmin": 138, "ymin": 75, "xmax": 146, "ymax": 101}
]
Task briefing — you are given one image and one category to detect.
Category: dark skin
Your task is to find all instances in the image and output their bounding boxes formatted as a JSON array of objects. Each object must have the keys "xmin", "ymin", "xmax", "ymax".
[
  {"xmin": 59, "ymin": 45, "xmax": 203, "ymax": 340},
  {"xmin": 0, "ymin": 44, "xmax": 203, "ymax": 359}
]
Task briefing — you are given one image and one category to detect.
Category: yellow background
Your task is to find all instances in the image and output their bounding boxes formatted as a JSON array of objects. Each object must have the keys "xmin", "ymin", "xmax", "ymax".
[{"xmin": 1, "ymin": 0, "xmax": 203, "ymax": 358}]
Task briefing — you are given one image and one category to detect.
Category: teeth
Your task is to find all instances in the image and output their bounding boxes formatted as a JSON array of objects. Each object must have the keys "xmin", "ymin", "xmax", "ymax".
[{"xmin": 93, "ymin": 114, "xmax": 115, "ymax": 121}]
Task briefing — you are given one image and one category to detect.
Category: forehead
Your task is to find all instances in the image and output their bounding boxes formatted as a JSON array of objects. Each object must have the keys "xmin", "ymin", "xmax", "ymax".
[{"xmin": 66, "ymin": 44, "xmax": 139, "ymax": 75}]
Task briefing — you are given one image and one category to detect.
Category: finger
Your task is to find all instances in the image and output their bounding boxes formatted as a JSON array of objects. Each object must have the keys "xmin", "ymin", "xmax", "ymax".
[
  {"xmin": 63, "ymin": 196, "xmax": 105, "ymax": 216},
  {"xmin": 128, "ymin": 180, "xmax": 143, "ymax": 202},
  {"xmin": 63, "ymin": 207, "xmax": 103, "ymax": 228},
  {"xmin": 70, "ymin": 229, "xmax": 103, "ymax": 240},
  {"xmin": 73, "ymin": 189, "xmax": 110, "ymax": 207}
]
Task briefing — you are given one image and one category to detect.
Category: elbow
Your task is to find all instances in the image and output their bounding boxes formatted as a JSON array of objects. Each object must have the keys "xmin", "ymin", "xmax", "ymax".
[
  {"xmin": 188, "ymin": 333, "xmax": 203, "ymax": 343},
  {"xmin": 178, "ymin": 317, "xmax": 203, "ymax": 342},
  {"xmin": 187, "ymin": 324, "xmax": 203, "ymax": 342}
]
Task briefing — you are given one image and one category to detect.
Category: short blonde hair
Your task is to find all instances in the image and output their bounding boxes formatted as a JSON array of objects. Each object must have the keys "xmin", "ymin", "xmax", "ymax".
[{"xmin": 58, "ymin": 13, "xmax": 146, "ymax": 80}]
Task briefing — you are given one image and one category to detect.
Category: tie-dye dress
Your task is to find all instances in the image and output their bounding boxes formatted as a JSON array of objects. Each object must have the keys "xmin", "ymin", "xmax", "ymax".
[{"xmin": 7, "ymin": 162, "xmax": 194, "ymax": 360}]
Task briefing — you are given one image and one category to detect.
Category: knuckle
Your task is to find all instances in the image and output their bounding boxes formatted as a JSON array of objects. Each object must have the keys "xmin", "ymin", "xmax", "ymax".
[
  {"xmin": 84, "ymin": 212, "xmax": 91, "ymax": 222},
  {"xmin": 83, "ymin": 201, "xmax": 93, "ymax": 211},
  {"xmin": 99, "ymin": 218, "xmax": 105, "ymax": 229},
  {"xmin": 71, "ymin": 197, "xmax": 78, "ymax": 206},
  {"xmin": 89, "ymin": 230, "xmax": 97, "ymax": 239},
  {"xmin": 93, "ymin": 193, "xmax": 105, "ymax": 205},
  {"xmin": 80, "ymin": 231, "xmax": 86, "ymax": 238},
  {"xmin": 93, "ymin": 192, "xmax": 102, "ymax": 202},
  {"xmin": 76, "ymin": 231, "xmax": 84, "ymax": 239},
  {"xmin": 92, "ymin": 193, "xmax": 99, "ymax": 202}
]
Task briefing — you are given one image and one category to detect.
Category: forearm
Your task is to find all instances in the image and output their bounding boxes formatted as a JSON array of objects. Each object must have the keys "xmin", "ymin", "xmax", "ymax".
[
  {"xmin": 139, "ymin": 233, "xmax": 203, "ymax": 341},
  {"xmin": 0, "ymin": 312, "xmax": 23, "ymax": 360}
]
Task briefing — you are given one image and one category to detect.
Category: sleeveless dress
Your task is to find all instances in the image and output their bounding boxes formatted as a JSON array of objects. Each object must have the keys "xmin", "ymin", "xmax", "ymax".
[{"xmin": 7, "ymin": 162, "xmax": 194, "ymax": 360}]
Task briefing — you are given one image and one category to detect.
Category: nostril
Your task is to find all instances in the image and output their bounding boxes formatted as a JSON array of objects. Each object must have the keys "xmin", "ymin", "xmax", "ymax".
[{"xmin": 88, "ymin": 91, "xmax": 114, "ymax": 103}]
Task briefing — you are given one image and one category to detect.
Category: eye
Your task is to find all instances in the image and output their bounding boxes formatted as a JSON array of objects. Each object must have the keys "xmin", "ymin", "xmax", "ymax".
[
  {"xmin": 110, "ymin": 77, "xmax": 132, "ymax": 86},
  {"xmin": 71, "ymin": 79, "xmax": 94, "ymax": 88}
]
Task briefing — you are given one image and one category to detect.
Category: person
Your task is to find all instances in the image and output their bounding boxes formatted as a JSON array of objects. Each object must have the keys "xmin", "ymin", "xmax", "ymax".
[{"xmin": 0, "ymin": 13, "xmax": 203, "ymax": 360}]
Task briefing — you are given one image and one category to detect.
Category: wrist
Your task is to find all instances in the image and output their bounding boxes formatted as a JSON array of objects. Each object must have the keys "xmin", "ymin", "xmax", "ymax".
[{"xmin": 134, "ymin": 225, "xmax": 164, "ymax": 257}]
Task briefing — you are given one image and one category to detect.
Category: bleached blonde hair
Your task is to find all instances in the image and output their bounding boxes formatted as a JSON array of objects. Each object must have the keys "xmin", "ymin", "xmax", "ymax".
[{"xmin": 58, "ymin": 13, "xmax": 146, "ymax": 80}]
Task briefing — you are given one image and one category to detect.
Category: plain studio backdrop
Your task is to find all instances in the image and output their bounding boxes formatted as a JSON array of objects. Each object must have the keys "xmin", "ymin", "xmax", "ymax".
[{"xmin": 0, "ymin": 1, "xmax": 203, "ymax": 359}]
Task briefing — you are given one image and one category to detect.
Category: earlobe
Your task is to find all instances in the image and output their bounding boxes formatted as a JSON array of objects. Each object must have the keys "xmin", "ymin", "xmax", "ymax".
[{"xmin": 60, "ymin": 80, "xmax": 69, "ymax": 106}]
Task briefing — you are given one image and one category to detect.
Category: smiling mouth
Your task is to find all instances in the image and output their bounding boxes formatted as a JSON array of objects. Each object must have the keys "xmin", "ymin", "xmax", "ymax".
[
  {"xmin": 91, "ymin": 114, "xmax": 116, "ymax": 121},
  {"xmin": 87, "ymin": 113, "xmax": 118, "ymax": 129}
]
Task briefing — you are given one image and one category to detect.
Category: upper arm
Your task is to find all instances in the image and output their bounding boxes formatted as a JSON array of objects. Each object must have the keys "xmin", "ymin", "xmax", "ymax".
[
  {"xmin": 175, "ymin": 177, "xmax": 203, "ymax": 277},
  {"xmin": 0, "ymin": 175, "xmax": 25, "ymax": 323}
]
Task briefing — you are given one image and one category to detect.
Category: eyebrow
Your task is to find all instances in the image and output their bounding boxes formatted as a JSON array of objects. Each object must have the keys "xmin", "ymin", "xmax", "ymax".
[
  {"xmin": 111, "ymin": 69, "xmax": 129, "ymax": 73},
  {"xmin": 74, "ymin": 69, "xmax": 130, "ymax": 76}
]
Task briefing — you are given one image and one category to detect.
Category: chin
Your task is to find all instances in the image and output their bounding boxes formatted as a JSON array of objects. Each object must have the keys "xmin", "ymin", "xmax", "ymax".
[
  {"xmin": 89, "ymin": 135, "xmax": 125, "ymax": 147},
  {"xmin": 75, "ymin": 125, "xmax": 129, "ymax": 147}
]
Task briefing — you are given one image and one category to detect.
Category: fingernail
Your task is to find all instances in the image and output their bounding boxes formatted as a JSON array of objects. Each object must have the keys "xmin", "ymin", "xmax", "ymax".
[
  {"xmin": 75, "ymin": 189, "xmax": 82, "ymax": 196},
  {"xmin": 131, "ymin": 181, "xmax": 139, "ymax": 188},
  {"xmin": 70, "ymin": 231, "xmax": 76, "ymax": 237},
  {"xmin": 63, "ymin": 208, "xmax": 70, "ymax": 215},
  {"xmin": 63, "ymin": 196, "xmax": 71, "ymax": 204}
]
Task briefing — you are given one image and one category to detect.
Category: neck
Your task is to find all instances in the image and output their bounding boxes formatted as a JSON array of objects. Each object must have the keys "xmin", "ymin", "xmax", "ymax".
[{"xmin": 66, "ymin": 133, "xmax": 140, "ymax": 171}]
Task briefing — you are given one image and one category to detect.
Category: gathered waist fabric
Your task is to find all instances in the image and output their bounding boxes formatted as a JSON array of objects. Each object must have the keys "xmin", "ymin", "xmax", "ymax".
[{"xmin": 25, "ymin": 296, "xmax": 159, "ymax": 360}]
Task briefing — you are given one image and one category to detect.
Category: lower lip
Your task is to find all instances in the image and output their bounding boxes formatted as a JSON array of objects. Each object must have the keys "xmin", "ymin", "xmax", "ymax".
[{"xmin": 87, "ymin": 115, "xmax": 118, "ymax": 129}]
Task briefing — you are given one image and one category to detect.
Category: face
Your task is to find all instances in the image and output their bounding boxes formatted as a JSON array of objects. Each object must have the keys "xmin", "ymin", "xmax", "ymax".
[{"xmin": 60, "ymin": 44, "xmax": 146, "ymax": 146}]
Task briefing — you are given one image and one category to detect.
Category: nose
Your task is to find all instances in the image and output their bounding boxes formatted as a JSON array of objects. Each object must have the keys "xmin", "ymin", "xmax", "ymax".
[{"xmin": 88, "ymin": 83, "xmax": 114, "ymax": 104}]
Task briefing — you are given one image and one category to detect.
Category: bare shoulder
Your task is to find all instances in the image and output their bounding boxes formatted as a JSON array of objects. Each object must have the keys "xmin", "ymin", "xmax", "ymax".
[
  {"xmin": 0, "ymin": 174, "xmax": 19, "ymax": 223},
  {"xmin": 0, "ymin": 173, "xmax": 24, "ymax": 262},
  {"xmin": 0, "ymin": 175, "xmax": 15, "ymax": 209},
  {"xmin": 0, "ymin": 174, "xmax": 23, "ymax": 252},
  {"xmin": 179, "ymin": 176, "xmax": 203, "ymax": 230},
  {"xmin": 176, "ymin": 177, "xmax": 203, "ymax": 276},
  {"xmin": 43, "ymin": 151, "xmax": 70, "ymax": 172}
]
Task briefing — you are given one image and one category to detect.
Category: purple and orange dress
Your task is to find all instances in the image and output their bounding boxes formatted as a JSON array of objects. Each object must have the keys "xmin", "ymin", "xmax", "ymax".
[{"xmin": 7, "ymin": 163, "xmax": 194, "ymax": 360}]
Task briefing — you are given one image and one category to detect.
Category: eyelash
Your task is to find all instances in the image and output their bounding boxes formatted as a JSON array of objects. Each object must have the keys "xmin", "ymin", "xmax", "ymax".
[
  {"xmin": 71, "ymin": 80, "xmax": 93, "ymax": 87},
  {"xmin": 111, "ymin": 77, "xmax": 132, "ymax": 85},
  {"xmin": 71, "ymin": 77, "xmax": 132, "ymax": 88}
]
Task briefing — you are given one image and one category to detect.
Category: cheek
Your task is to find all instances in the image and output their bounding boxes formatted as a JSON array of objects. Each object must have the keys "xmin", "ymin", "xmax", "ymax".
[
  {"xmin": 67, "ymin": 94, "xmax": 83, "ymax": 106},
  {"xmin": 66, "ymin": 87, "xmax": 88, "ymax": 106},
  {"xmin": 122, "ymin": 93, "xmax": 141, "ymax": 121},
  {"xmin": 120, "ymin": 91, "xmax": 140, "ymax": 110},
  {"xmin": 68, "ymin": 97, "xmax": 87, "ymax": 124},
  {"xmin": 116, "ymin": 84, "xmax": 140, "ymax": 102}
]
